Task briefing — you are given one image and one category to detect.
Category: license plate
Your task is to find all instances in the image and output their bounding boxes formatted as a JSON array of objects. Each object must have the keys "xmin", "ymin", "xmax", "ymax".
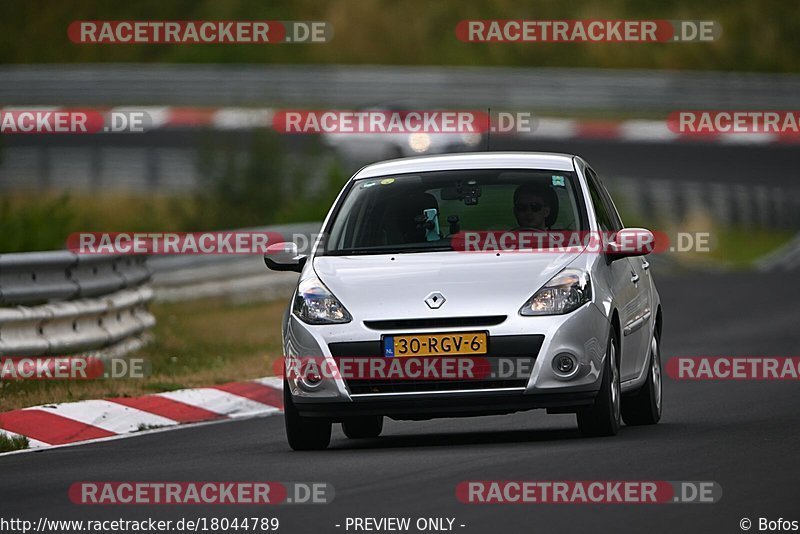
[{"xmin": 383, "ymin": 332, "xmax": 488, "ymax": 357}]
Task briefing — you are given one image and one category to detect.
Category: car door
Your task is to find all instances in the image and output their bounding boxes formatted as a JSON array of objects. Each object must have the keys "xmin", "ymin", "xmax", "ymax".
[
  {"xmin": 625, "ymin": 252, "xmax": 654, "ymax": 377},
  {"xmin": 588, "ymin": 168, "xmax": 653, "ymax": 381}
]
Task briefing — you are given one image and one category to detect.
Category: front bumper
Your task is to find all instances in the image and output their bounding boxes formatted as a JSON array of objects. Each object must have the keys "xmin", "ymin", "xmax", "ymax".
[
  {"xmin": 295, "ymin": 389, "xmax": 598, "ymax": 419},
  {"xmin": 283, "ymin": 300, "xmax": 611, "ymax": 416}
]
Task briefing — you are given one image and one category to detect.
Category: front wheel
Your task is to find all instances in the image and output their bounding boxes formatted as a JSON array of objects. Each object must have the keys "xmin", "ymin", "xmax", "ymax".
[
  {"xmin": 577, "ymin": 329, "xmax": 621, "ymax": 437},
  {"xmin": 283, "ymin": 380, "xmax": 332, "ymax": 450},
  {"xmin": 621, "ymin": 332, "xmax": 663, "ymax": 425}
]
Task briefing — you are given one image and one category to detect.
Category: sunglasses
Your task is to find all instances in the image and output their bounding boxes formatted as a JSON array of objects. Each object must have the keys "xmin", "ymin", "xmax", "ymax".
[{"xmin": 514, "ymin": 202, "xmax": 545, "ymax": 213}]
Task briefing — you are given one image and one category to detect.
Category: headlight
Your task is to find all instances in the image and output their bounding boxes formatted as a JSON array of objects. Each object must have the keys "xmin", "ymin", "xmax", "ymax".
[
  {"xmin": 460, "ymin": 132, "xmax": 482, "ymax": 146},
  {"xmin": 293, "ymin": 276, "xmax": 352, "ymax": 324},
  {"xmin": 408, "ymin": 132, "xmax": 431, "ymax": 153},
  {"xmin": 519, "ymin": 268, "xmax": 592, "ymax": 316}
]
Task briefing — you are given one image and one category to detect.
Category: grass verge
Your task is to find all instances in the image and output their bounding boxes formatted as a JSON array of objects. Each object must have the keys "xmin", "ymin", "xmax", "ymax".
[
  {"xmin": 0, "ymin": 192, "xmax": 199, "ymax": 252},
  {"xmin": 0, "ymin": 433, "xmax": 29, "ymax": 452},
  {"xmin": 707, "ymin": 228, "xmax": 795, "ymax": 268}
]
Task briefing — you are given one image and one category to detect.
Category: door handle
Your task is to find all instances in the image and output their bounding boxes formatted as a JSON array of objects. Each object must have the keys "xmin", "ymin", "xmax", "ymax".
[
  {"xmin": 642, "ymin": 259, "xmax": 650, "ymax": 271},
  {"xmin": 631, "ymin": 273, "xmax": 640, "ymax": 284}
]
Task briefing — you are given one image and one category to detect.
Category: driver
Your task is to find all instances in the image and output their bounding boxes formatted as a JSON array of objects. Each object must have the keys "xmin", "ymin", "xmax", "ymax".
[{"xmin": 512, "ymin": 184, "xmax": 553, "ymax": 230}]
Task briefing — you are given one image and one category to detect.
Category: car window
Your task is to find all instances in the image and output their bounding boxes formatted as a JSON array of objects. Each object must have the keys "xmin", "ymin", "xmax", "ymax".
[
  {"xmin": 585, "ymin": 170, "xmax": 615, "ymax": 233},
  {"xmin": 586, "ymin": 168, "xmax": 624, "ymax": 232},
  {"xmin": 324, "ymin": 169, "xmax": 588, "ymax": 255}
]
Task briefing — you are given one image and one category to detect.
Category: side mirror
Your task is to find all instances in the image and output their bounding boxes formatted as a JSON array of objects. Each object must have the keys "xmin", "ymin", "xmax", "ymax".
[
  {"xmin": 605, "ymin": 228, "xmax": 655, "ymax": 259},
  {"xmin": 264, "ymin": 242, "xmax": 306, "ymax": 273}
]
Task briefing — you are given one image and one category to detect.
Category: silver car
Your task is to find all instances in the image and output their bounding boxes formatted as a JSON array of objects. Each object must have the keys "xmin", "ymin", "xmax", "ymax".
[{"xmin": 266, "ymin": 152, "xmax": 663, "ymax": 450}]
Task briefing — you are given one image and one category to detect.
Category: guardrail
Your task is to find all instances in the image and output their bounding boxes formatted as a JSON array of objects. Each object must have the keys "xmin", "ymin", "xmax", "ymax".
[
  {"xmin": 606, "ymin": 176, "xmax": 800, "ymax": 231},
  {"xmin": 3, "ymin": 65, "xmax": 800, "ymax": 110},
  {"xmin": 148, "ymin": 222, "xmax": 318, "ymax": 303},
  {"xmin": 0, "ymin": 223, "xmax": 315, "ymax": 359},
  {"xmin": 0, "ymin": 253, "xmax": 153, "ymax": 357},
  {"xmin": 0, "ymin": 253, "xmax": 150, "ymax": 305}
]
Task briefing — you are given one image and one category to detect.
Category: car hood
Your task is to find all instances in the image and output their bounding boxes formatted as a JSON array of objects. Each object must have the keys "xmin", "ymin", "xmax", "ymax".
[{"xmin": 313, "ymin": 250, "xmax": 581, "ymax": 321}]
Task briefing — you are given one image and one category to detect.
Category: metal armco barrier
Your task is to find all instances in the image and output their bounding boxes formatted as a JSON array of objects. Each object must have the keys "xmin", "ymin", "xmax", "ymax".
[
  {"xmin": 0, "ymin": 224, "xmax": 315, "ymax": 357},
  {"xmin": 148, "ymin": 222, "xmax": 319, "ymax": 303},
  {"xmin": 0, "ymin": 252, "xmax": 153, "ymax": 357},
  {"xmin": 606, "ymin": 177, "xmax": 800, "ymax": 232},
  {"xmin": 0, "ymin": 253, "xmax": 149, "ymax": 305},
  {"xmin": 0, "ymin": 287, "xmax": 155, "ymax": 357}
]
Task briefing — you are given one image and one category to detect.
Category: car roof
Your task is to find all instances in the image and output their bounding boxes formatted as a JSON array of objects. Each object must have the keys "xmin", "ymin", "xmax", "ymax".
[{"xmin": 353, "ymin": 152, "xmax": 577, "ymax": 179}]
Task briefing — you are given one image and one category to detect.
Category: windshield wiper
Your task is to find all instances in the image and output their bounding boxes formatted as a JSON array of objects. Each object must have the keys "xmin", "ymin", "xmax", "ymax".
[
  {"xmin": 391, "ymin": 246, "xmax": 452, "ymax": 254},
  {"xmin": 326, "ymin": 245, "xmax": 452, "ymax": 256}
]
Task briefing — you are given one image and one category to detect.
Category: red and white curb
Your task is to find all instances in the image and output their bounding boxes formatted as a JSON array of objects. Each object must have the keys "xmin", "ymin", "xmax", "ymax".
[
  {"xmin": 4, "ymin": 106, "xmax": 799, "ymax": 145},
  {"xmin": 0, "ymin": 377, "xmax": 283, "ymax": 453}
]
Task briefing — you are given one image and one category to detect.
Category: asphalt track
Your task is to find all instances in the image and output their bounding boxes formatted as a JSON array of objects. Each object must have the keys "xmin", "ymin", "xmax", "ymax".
[{"xmin": 1, "ymin": 144, "xmax": 799, "ymax": 534}]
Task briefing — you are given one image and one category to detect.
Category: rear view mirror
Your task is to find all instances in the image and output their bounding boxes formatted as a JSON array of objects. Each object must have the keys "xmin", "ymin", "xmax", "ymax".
[
  {"xmin": 606, "ymin": 228, "xmax": 655, "ymax": 258},
  {"xmin": 264, "ymin": 242, "xmax": 307, "ymax": 273},
  {"xmin": 440, "ymin": 180, "xmax": 482, "ymax": 205}
]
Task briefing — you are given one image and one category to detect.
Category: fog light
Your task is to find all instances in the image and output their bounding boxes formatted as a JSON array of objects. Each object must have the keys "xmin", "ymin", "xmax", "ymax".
[
  {"xmin": 306, "ymin": 371, "xmax": 321, "ymax": 384},
  {"xmin": 299, "ymin": 369, "xmax": 323, "ymax": 390},
  {"xmin": 552, "ymin": 353, "xmax": 578, "ymax": 377}
]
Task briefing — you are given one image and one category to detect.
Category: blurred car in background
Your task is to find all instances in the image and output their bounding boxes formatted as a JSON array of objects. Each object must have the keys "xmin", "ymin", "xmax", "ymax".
[{"xmin": 322, "ymin": 102, "xmax": 483, "ymax": 164}]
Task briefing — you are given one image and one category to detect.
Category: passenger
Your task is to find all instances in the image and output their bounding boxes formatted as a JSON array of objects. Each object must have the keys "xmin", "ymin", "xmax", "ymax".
[{"xmin": 512, "ymin": 184, "xmax": 554, "ymax": 230}]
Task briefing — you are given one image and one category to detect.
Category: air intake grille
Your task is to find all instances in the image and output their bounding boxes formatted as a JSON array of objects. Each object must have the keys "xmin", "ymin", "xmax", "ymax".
[
  {"xmin": 364, "ymin": 315, "xmax": 506, "ymax": 330},
  {"xmin": 329, "ymin": 334, "xmax": 543, "ymax": 395}
]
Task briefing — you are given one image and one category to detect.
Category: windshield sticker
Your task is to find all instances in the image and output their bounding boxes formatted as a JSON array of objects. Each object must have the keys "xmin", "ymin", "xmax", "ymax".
[
  {"xmin": 552, "ymin": 175, "xmax": 566, "ymax": 187},
  {"xmin": 380, "ymin": 178, "xmax": 395, "ymax": 185}
]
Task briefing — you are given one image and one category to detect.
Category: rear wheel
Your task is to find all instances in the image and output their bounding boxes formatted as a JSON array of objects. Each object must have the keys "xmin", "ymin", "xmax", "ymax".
[
  {"xmin": 577, "ymin": 329, "xmax": 621, "ymax": 437},
  {"xmin": 342, "ymin": 416, "xmax": 384, "ymax": 439},
  {"xmin": 621, "ymin": 332, "xmax": 662, "ymax": 425},
  {"xmin": 283, "ymin": 380, "xmax": 331, "ymax": 450}
]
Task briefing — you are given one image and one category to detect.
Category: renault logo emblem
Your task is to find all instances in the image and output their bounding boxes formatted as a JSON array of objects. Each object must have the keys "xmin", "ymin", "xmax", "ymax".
[{"xmin": 424, "ymin": 292, "xmax": 446, "ymax": 309}]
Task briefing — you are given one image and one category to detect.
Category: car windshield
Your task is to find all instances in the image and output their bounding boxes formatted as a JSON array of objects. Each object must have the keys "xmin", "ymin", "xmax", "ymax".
[{"xmin": 324, "ymin": 169, "xmax": 588, "ymax": 255}]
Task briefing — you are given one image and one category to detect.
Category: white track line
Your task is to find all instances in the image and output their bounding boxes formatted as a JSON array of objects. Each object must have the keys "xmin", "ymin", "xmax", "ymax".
[{"xmin": 28, "ymin": 400, "xmax": 178, "ymax": 434}]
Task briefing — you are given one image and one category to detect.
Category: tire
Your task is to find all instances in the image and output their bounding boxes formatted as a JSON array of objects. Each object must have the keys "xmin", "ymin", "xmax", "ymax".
[
  {"xmin": 342, "ymin": 416, "xmax": 383, "ymax": 439},
  {"xmin": 577, "ymin": 328, "xmax": 621, "ymax": 437},
  {"xmin": 621, "ymin": 332, "xmax": 663, "ymax": 426},
  {"xmin": 283, "ymin": 380, "xmax": 331, "ymax": 451}
]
